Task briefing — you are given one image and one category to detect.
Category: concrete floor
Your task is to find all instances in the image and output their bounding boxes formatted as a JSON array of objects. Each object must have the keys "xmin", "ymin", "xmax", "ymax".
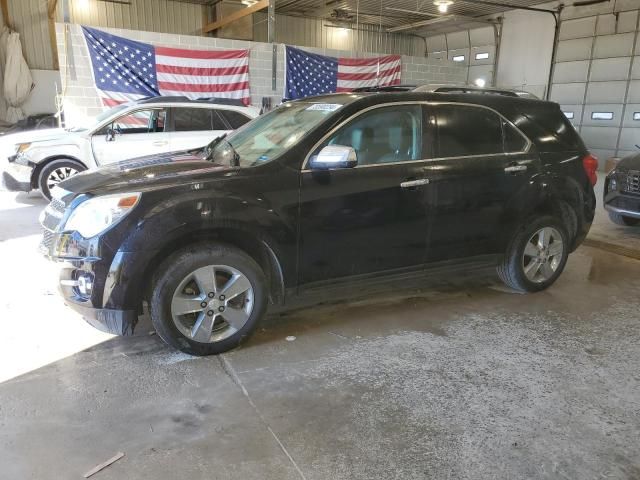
[{"xmin": 1, "ymin": 185, "xmax": 639, "ymax": 479}]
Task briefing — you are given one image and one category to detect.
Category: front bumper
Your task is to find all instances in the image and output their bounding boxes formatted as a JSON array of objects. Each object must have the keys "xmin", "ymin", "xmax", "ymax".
[
  {"xmin": 604, "ymin": 184, "xmax": 640, "ymax": 219},
  {"xmin": 1, "ymin": 161, "xmax": 33, "ymax": 192}
]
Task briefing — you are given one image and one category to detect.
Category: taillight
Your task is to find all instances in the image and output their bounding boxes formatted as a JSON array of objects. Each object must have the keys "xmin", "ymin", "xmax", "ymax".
[{"xmin": 582, "ymin": 154, "xmax": 598, "ymax": 186}]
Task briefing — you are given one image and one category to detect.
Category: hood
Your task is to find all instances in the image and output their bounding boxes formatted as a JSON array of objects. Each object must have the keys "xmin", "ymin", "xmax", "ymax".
[
  {"xmin": 616, "ymin": 152, "xmax": 640, "ymax": 172},
  {"xmin": 59, "ymin": 149, "xmax": 234, "ymax": 194},
  {"xmin": 0, "ymin": 128, "xmax": 67, "ymax": 159}
]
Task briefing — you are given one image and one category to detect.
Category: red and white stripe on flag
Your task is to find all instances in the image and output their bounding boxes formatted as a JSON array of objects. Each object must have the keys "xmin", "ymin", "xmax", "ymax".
[
  {"xmin": 336, "ymin": 55, "xmax": 402, "ymax": 92},
  {"xmin": 155, "ymin": 47, "xmax": 250, "ymax": 104}
]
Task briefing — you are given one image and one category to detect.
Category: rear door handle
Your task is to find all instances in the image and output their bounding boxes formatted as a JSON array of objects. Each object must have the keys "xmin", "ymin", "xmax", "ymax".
[
  {"xmin": 152, "ymin": 140, "xmax": 168, "ymax": 147},
  {"xmin": 504, "ymin": 165, "xmax": 528, "ymax": 173},
  {"xmin": 401, "ymin": 178, "xmax": 430, "ymax": 188}
]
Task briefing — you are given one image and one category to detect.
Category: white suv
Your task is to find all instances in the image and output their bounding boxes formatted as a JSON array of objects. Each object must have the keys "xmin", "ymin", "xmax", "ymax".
[{"xmin": 1, "ymin": 96, "xmax": 258, "ymax": 199}]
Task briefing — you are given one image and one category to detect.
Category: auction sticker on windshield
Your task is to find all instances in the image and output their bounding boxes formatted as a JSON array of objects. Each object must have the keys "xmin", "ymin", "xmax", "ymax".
[{"xmin": 305, "ymin": 103, "xmax": 342, "ymax": 112}]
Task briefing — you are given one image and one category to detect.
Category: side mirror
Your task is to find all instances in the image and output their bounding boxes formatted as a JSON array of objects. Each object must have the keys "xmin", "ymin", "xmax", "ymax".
[
  {"xmin": 106, "ymin": 128, "xmax": 117, "ymax": 142},
  {"xmin": 309, "ymin": 145, "xmax": 357, "ymax": 170}
]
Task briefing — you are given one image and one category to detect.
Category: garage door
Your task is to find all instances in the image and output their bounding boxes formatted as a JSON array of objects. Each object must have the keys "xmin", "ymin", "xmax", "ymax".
[{"xmin": 550, "ymin": 9, "xmax": 640, "ymax": 163}]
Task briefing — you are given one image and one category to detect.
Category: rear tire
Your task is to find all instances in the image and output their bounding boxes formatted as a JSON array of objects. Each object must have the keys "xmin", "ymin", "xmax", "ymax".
[
  {"xmin": 150, "ymin": 242, "xmax": 268, "ymax": 356},
  {"xmin": 38, "ymin": 159, "xmax": 86, "ymax": 200},
  {"xmin": 608, "ymin": 211, "xmax": 640, "ymax": 227},
  {"xmin": 497, "ymin": 215, "xmax": 569, "ymax": 293}
]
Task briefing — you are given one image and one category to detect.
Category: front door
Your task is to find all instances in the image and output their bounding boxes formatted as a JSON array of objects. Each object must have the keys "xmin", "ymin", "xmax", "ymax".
[
  {"xmin": 91, "ymin": 107, "xmax": 171, "ymax": 165},
  {"xmin": 422, "ymin": 103, "xmax": 538, "ymax": 262},
  {"xmin": 298, "ymin": 104, "xmax": 433, "ymax": 285}
]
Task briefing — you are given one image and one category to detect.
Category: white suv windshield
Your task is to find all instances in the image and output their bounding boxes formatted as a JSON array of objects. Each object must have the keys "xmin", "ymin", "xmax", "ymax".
[
  {"xmin": 67, "ymin": 104, "xmax": 130, "ymax": 132},
  {"xmin": 208, "ymin": 102, "xmax": 342, "ymax": 167}
]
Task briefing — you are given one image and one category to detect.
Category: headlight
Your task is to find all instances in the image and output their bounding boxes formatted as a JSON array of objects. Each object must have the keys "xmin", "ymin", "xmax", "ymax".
[
  {"xmin": 15, "ymin": 142, "xmax": 31, "ymax": 154},
  {"xmin": 607, "ymin": 171, "xmax": 618, "ymax": 192},
  {"xmin": 64, "ymin": 192, "xmax": 141, "ymax": 238}
]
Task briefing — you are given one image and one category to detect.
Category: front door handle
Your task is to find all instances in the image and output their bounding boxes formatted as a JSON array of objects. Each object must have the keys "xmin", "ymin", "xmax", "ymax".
[
  {"xmin": 504, "ymin": 165, "xmax": 528, "ymax": 173},
  {"xmin": 401, "ymin": 178, "xmax": 430, "ymax": 188},
  {"xmin": 152, "ymin": 140, "xmax": 168, "ymax": 147}
]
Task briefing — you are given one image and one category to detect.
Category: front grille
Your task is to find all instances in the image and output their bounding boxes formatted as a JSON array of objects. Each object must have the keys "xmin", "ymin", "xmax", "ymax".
[
  {"xmin": 40, "ymin": 198, "xmax": 67, "ymax": 231},
  {"xmin": 49, "ymin": 197, "xmax": 66, "ymax": 215},
  {"xmin": 624, "ymin": 171, "xmax": 640, "ymax": 194},
  {"xmin": 41, "ymin": 229, "xmax": 55, "ymax": 250}
]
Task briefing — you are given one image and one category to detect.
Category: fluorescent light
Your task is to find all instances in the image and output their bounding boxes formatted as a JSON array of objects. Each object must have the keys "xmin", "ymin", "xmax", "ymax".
[
  {"xmin": 434, "ymin": 0, "xmax": 453, "ymax": 14},
  {"xmin": 474, "ymin": 78, "xmax": 486, "ymax": 87}
]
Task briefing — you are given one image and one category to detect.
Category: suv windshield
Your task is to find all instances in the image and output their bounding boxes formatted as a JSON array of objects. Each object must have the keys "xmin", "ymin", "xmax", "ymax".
[
  {"xmin": 208, "ymin": 101, "xmax": 342, "ymax": 167},
  {"xmin": 66, "ymin": 104, "xmax": 131, "ymax": 132}
]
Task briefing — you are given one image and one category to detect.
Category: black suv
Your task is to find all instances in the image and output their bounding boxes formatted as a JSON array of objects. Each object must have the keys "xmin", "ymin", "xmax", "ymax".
[
  {"xmin": 604, "ymin": 154, "xmax": 640, "ymax": 226},
  {"xmin": 40, "ymin": 92, "xmax": 597, "ymax": 355}
]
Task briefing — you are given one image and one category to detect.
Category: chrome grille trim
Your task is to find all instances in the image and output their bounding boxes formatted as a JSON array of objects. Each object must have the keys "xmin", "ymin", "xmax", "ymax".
[{"xmin": 624, "ymin": 171, "xmax": 640, "ymax": 194}]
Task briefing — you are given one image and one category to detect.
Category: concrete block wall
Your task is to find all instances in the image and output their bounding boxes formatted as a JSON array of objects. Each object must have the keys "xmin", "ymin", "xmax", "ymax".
[{"xmin": 55, "ymin": 23, "xmax": 466, "ymax": 126}]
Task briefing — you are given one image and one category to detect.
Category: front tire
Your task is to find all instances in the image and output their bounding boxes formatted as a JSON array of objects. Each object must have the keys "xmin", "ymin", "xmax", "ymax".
[
  {"xmin": 608, "ymin": 211, "xmax": 640, "ymax": 227},
  {"xmin": 497, "ymin": 215, "xmax": 569, "ymax": 293},
  {"xmin": 150, "ymin": 243, "xmax": 268, "ymax": 356},
  {"xmin": 38, "ymin": 159, "xmax": 86, "ymax": 200}
]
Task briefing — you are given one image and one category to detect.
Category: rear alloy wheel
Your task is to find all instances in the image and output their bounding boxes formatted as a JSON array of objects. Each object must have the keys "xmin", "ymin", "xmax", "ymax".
[
  {"xmin": 497, "ymin": 216, "xmax": 569, "ymax": 293},
  {"xmin": 38, "ymin": 159, "xmax": 85, "ymax": 200},
  {"xmin": 608, "ymin": 211, "xmax": 640, "ymax": 227},
  {"xmin": 150, "ymin": 243, "xmax": 267, "ymax": 355}
]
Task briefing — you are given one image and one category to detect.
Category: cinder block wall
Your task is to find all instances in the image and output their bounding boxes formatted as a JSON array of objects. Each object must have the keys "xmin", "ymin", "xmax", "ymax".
[{"xmin": 55, "ymin": 23, "xmax": 467, "ymax": 126}]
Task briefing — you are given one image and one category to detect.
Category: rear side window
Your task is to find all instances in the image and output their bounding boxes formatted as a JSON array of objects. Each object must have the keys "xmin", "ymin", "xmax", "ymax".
[
  {"xmin": 503, "ymin": 120, "xmax": 528, "ymax": 153},
  {"xmin": 173, "ymin": 108, "xmax": 211, "ymax": 132},
  {"xmin": 434, "ymin": 104, "xmax": 503, "ymax": 157},
  {"xmin": 219, "ymin": 110, "xmax": 251, "ymax": 129}
]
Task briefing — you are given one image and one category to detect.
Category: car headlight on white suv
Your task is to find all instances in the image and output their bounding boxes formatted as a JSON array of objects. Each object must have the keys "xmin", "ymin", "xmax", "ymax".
[{"xmin": 64, "ymin": 192, "xmax": 141, "ymax": 238}]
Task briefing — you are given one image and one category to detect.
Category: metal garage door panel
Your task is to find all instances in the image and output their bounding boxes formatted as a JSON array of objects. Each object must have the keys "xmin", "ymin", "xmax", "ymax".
[
  {"xmin": 630, "ymin": 57, "xmax": 640, "ymax": 79},
  {"xmin": 553, "ymin": 60, "xmax": 589, "ymax": 83},
  {"xmin": 596, "ymin": 14, "xmax": 618, "ymax": 35},
  {"xmin": 556, "ymin": 38, "xmax": 593, "ymax": 62},
  {"xmin": 618, "ymin": 10, "xmax": 639, "ymax": 33},
  {"xmin": 580, "ymin": 126, "xmax": 621, "ymax": 149},
  {"xmin": 448, "ymin": 48, "xmax": 470, "ymax": 65},
  {"xmin": 429, "ymin": 51, "xmax": 447, "ymax": 61},
  {"xmin": 623, "ymin": 104, "xmax": 640, "ymax": 127},
  {"xmin": 618, "ymin": 128, "xmax": 640, "ymax": 151},
  {"xmin": 590, "ymin": 149, "xmax": 616, "ymax": 162},
  {"xmin": 470, "ymin": 45, "xmax": 495, "ymax": 65},
  {"xmin": 586, "ymin": 81, "xmax": 627, "ymax": 103},
  {"xmin": 468, "ymin": 64, "xmax": 492, "ymax": 83},
  {"xmin": 582, "ymin": 104, "xmax": 624, "ymax": 127},
  {"xmin": 551, "ymin": 83, "xmax": 586, "ymax": 104},
  {"xmin": 559, "ymin": 16, "xmax": 596, "ymax": 40},
  {"xmin": 627, "ymin": 81, "xmax": 640, "ymax": 103},
  {"xmin": 590, "ymin": 57, "xmax": 632, "ymax": 81},
  {"xmin": 559, "ymin": 104, "xmax": 583, "ymax": 126},
  {"xmin": 469, "ymin": 27, "xmax": 494, "ymax": 46},
  {"xmin": 427, "ymin": 35, "xmax": 447, "ymax": 53},
  {"xmin": 447, "ymin": 31, "xmax": 469, "ymax": 50},
  {"xmin": 593, "ymin": 33, "xmax": 635, "ymax": 58}
]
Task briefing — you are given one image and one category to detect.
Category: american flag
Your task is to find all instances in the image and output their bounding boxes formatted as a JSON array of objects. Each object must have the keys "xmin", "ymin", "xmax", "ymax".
[
  {"xmin": 82, "ymin": 26, "xmax": 250, "ymax": 106},
  {"xmin": 285, "ymin": 46, "xmax": 401, "ymax": 100}
]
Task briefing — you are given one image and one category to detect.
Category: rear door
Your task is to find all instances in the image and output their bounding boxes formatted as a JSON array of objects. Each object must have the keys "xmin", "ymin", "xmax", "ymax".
[
  {"xmin": 422, "ymin": 103, "xmax": 537, "ymax": 262},
  {"xmin": 168, "ymin": 107, "xmax": 230, "ymax": 151}
]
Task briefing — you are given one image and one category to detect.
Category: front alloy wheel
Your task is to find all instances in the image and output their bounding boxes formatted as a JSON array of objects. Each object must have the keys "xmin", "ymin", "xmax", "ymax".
[
  {"xmin": 171, "ymin": 265, "xmax": 254, "ymax": 343},
  {"xmin": 150, "ymin": 243, "xmax": 267, "ymax": 355}
]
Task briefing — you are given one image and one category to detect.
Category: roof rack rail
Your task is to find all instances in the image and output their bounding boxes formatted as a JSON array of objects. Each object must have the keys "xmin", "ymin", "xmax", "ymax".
[{"xmin": 135, "ymin": 96, "xmax": 247, "ymax": 106}]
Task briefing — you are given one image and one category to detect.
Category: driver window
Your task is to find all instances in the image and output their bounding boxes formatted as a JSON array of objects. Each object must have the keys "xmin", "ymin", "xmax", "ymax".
[
  {"xmin": 106, "ymin": 109, "xmax": 166, "ymax": 135},
  {"xmin": 316, "ymin": 105, "xmax": 422, "ymax": 166}
]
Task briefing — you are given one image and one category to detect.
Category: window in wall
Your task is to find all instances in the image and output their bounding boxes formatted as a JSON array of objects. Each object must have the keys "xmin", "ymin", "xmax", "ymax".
[
  {"xmin": 503, "ymin": 120, "xmax": 528, "ymax": 153},
  {"xmin": 633, "ymin": 112, "xmax": 640, "ymax": 121},
  {"xmin": 475, "ymin": 52, "xmax": 490, "ymax": 60},
  {"xmin": 452, "ymin": 55, "xmax": 466, "ymax": 62},
  {"xmin": 591, "ymin": 112, "xmax": 613, "ymax": 120},
  {"xmin": 316, "ymin": 105, "xmax": 423, "ymax": 166},
  {"xmin": 563, "ymin": 111, "xmax": 574, "ymax": 119},
  {"xmin": 434, "ymin": 104, "xmax": 503, "ymax": 157}
]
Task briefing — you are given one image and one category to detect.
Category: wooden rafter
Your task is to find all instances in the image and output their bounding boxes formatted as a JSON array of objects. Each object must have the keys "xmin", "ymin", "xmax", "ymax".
[
  {"xmin": 48, "ymin": 0, "xmax": 59, "ymax": 70},
  {"xmin": 202, "ymin": 0, "xmax": 268, "ymax": 34}
]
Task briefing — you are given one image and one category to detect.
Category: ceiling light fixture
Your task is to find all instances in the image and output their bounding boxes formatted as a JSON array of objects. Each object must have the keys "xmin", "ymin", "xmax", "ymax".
[
  {"xmin": 433, "ymin": 0, "xmax": 453, "ymax": 13},
  {"xmin": 241, "ymin": 0, "xmax": 258, "ymax": 6}
]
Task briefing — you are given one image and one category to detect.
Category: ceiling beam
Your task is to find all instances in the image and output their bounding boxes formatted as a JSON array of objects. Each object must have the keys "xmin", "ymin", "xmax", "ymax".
[
  {"xmin": 387, "ymin": 14, "xmax": 497, "ymax": 33},
  {"xmin": 203, "ymin": 0, "xmax": 268, "ymax": 33}
]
